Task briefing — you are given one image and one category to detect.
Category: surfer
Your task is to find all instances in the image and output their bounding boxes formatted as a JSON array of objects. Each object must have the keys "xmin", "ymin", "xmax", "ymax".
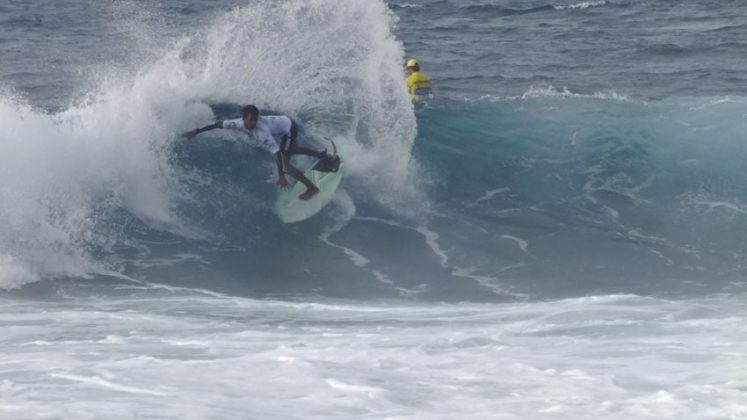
[
  {"xmin": 405, "ymin": 58, "xmax": 433, "ymax": 102},
  {"xmin": 182, "ymin": 105, "xmax": 333, "ymax": 200}
]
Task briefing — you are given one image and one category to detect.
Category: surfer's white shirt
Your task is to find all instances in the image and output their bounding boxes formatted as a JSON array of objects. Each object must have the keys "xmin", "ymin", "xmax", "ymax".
[{"xmin": 222, "ymin": 116, "xmax": 293, "ymax": 154}]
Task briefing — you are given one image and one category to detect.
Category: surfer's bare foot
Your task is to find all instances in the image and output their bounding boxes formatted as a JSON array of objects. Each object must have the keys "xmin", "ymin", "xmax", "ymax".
[{"xmin": 299, "ymin": 186, "xmax": 320, "ymax": 200}]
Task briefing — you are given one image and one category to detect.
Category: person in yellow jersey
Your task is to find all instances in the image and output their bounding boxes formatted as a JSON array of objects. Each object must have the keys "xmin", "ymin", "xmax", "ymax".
[{"xmin": 405, "ymin": 58, "xmax": 432, "ymax": 102}]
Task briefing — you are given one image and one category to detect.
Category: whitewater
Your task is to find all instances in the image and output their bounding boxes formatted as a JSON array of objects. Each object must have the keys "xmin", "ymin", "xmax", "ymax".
[{"xmin": 1, "ymin": 0, "xmax": 746, "ymax": 418}]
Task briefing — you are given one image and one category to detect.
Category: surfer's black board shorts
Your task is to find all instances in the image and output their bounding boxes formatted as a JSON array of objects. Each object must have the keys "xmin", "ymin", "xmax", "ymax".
[
  {"xmin": 280, "ymin": 120, "xmax": 299, "ymax": 153},
  {"xmin": 280, "ymin": 119, "xmax": 340, "ymax": 172}
]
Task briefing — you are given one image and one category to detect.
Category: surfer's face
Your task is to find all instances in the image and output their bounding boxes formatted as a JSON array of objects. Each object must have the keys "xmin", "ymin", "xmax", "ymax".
[{"xmin": 243, "ymin": 115, "xmax": 257, "ymax": 129}]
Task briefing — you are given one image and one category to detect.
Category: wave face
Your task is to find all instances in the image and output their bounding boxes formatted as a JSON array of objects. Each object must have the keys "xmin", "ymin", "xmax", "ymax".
[
  {"xmin": 1, "ymin": 0, "xmax": 746, "ymax": 302},
  {"xmin": 411, "ymin": 94, "xmax": 747, "ymax": 299},
  {"xmin": 5, "ymin": 92, "xmax": 747, "ymax": 300}
]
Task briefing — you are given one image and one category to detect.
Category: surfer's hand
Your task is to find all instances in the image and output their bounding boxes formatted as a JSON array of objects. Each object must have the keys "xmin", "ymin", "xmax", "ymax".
[
  {"xmin": 182, "ymin": 129, "xmax": 197, "ymax": 140},
  {"xmin": 278, "ymin": 176, "xmax": 290, "ymax": 190}
]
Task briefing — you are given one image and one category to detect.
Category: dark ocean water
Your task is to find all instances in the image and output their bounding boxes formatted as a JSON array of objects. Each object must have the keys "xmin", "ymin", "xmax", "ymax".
[
  {"xmin": 1, "ymin": 1, "xmax": 746, "ymax": 418},
  {"xmin": 395, "ymin": 0, "xmax": 747, "ymax": 99}
]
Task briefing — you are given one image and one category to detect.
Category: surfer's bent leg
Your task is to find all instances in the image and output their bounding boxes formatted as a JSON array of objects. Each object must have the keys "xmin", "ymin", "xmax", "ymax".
[
  {"xmin": 286, "ymin": 119, "xmax": 327, "ymax": 158},
  {"xmin": 280, "ymin": 135, "xmax": 320, "ymax": 200},
  {"xmin": 280, "ymin": 151, "xmax": 313, "ymax": 188}
]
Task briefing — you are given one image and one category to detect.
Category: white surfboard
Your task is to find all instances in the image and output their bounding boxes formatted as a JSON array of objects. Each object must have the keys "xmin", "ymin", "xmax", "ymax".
[{"xmin": 275, "ymin": 155, "xmax": 344, "ymax": 223}]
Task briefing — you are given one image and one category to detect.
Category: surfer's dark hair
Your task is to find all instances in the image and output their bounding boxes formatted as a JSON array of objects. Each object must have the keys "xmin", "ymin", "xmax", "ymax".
[{"xmin": 242, "ymin": 105, "xmax": 259, "ymax": 119}]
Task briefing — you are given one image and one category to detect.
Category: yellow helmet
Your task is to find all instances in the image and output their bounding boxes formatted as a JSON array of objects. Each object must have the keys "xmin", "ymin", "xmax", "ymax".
[{"xmin": 406, "ymin": 58, "xmax": 419, "ymax": 68}]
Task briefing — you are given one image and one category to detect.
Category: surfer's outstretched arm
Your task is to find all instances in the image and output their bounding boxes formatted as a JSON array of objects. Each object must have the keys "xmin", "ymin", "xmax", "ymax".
[{"xmin": 182, "ymin": 121, "xmax": 224, "ymax": 139}]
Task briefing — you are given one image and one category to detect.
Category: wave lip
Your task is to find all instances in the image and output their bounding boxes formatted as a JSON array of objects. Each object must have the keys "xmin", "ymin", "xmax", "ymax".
[
  {"xmin": 519, "ymin": 85, "xmax": 630, "ymax": 101},
  {"xmin": 459, "ymin": 4, "xmax": 555, "ymax": 16},
  {"xmin": 457, "ymin": 0, "xmax": 608, "ymax": 15},
  {"xmin": 554, "ymin": 1, "xmax": 608, "ymax": 10}
]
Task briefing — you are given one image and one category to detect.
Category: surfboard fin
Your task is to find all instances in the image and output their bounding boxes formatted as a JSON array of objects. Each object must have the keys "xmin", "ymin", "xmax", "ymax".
[
  {"xmin": 312, "ymin": 139, "xmax": 341, "ymax": 172},
  {"xmin": 313, "ymin": 155, "xmax": 340, "ymax": 173}
]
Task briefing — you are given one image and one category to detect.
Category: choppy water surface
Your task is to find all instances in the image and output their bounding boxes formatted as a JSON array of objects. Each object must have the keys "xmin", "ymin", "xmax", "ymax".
[{"xmin": 1, "ymin": 0, "xmax": 746, "ymax": 418}]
